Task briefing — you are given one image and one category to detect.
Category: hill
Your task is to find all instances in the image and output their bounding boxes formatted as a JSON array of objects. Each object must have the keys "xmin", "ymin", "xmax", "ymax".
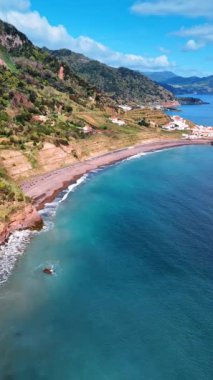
[
  {"xmin": 143, "ymin": 71, "xmax": 178, "ymax": 83},
  {"xmin": 48, "ymin": 49, "xmax": 174, "ymax": 104},
  {"xmin": 0, "ymin": 19, "xmax": 116, "ymax": 226},
  {"xmin": 0, "ymin": 19, "xmax": 175, "ymax": 237},
  {"xmin": 144, "ymin": 70, "xmax": 213, "ymax": 94},
  {"xmin": 163, "ymin": 75, "xmax": 213, "ymax": 94}
]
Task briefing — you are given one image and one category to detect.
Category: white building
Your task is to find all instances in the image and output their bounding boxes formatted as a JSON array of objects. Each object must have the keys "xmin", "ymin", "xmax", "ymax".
[
  {"xmin": 110, "ymin": 117, "xmax": 125, "ymax": 126},
  {"xmin": 162, "ymin": 115, "xmax": 190, "ymax": 132},
  {"xmin": 162, "ymin": 122, "xmax": 176, "ymax": 131},
  {"xmin": 171, "ymin": 116, "xmax": 189, "ymax": 130},
  {"xmin": 118, "ymin": 105, "xmax": 132, "ymax": 112}
]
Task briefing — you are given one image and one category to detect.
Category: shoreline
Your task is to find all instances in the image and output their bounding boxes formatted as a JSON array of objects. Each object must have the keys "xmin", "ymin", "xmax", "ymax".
[
  {"xmin": 21, "ymin": 138, "xmax": 212, "ymax": 211},
  {"xmin": 0, "ymin": 138, "xmax": 212, "ymax": 248},
  {"xmin": 0, "ymin": 138, "xmax": 212, "ymax": 283}
]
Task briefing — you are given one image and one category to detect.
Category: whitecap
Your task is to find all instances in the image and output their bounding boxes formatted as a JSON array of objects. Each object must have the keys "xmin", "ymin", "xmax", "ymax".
[
  {"xmin": 0, "ymin": 230, "xmax": 32, "ymax": 285},
  {"xmin": 0, "ymin": 173, "xmax": 89, "ymax": 285},
  {"xmin": 126, "ymin": 152, "xmax": 147, "ymax": 161}
]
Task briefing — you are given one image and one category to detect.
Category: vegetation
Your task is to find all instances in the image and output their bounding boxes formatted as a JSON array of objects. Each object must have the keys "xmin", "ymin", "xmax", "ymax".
[
  {"xmin": 49, "ymin": 49, "xmax": 174, "ymax": 104},
  {"xmin": 0, "ymin": 19, "xmax": 177, "ymax": 229},
  {"xmin": 0, "ymin": 165, "xmax": 27, "ymax": 222}
]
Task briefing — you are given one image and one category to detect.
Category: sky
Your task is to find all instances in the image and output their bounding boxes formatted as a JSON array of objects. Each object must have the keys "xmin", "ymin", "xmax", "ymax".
[{"xmin": 0, "ymin": 0, "xmax": 213, "ymax": 76}]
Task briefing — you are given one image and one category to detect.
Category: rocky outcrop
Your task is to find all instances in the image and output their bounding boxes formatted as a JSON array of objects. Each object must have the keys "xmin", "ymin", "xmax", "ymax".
[
  {"xmin": 0, "ymin": 19, "xmax": 31, "ymax": 52},
  {"xmin": 0, "ymin": 204, "xmax": 43, "ymax": 245},
  {"xmin": 59, "ymin": 65, "xmax": 64, "ymax": 81},
  {"xmin": 0, "ymin": 58, "xmax": 7, "ymax": 68}
]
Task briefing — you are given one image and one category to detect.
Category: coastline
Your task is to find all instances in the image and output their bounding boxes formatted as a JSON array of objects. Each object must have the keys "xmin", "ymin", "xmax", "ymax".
[
  {"xmin": 21, "ymin": 138, "xmax": 212, "ymax": 210},
  {"xmin": 0, "ymin": 138, "xmax": 212, "ymax": 283},
  {"xmin": 0, "ymin": 138, "xmax": 212, "ymax": 247}
]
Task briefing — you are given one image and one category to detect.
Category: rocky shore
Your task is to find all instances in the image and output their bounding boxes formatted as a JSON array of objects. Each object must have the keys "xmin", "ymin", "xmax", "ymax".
[{"xmin": 0, "ymin": 204, "xmax": 42, "ymax": 245}]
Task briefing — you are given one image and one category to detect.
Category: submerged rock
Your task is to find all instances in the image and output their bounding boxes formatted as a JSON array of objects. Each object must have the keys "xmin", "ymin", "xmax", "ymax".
[{"xmin": 43, "ymin": 268, "xmax": 54, "ymax": 275}]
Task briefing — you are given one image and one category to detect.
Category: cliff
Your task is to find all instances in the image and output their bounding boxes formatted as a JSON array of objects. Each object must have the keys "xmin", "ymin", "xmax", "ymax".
[{"xmin": 0, "ymin": 204, "xmax": 42, "ymax": 245}]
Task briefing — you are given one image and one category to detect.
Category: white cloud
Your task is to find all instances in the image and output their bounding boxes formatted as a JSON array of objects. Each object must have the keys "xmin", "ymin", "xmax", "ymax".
[
  {"xmin": 0, "ymin": 10, "xmax": 72, "ymax": 48},
  {"xmin": 174, "ymin": 24, "xmax": 213, "ymax": 51},
  {"xmin": 0, "ymin": 6, "xmax": 173, "ymax": 70},
  {"xmin": 175, "ymin": 24, "xmax": 213, "ymax": 42},
  {"xmin": 182, "ymin": 39, "xmax": 205, "ymax": 51},
  {"xmin": 131, "ymin": 1, "xmax": 213, "ymax": 18}
]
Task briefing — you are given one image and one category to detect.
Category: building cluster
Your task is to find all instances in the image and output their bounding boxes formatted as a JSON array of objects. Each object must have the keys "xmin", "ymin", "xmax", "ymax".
[
  {"xmin": 162, "ymin": 116, "xmax": 190, "ymax": 131},
  {"xmin": 162, "ymin": 115, "xmax": 213, "ymax": 139},
  {"xmin": 183, "ymin": 125, "xmax": 213, "ymax": 140}
]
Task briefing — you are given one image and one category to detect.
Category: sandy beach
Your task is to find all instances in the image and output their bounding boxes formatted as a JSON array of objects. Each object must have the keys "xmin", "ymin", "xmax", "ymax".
[{"xmin": 21, "ymin": 138, "xmax": 212, "ymax": 210}]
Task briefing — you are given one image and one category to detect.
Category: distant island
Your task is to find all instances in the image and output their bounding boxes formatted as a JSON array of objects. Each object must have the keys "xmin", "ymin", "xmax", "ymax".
[{"xmin": 178, "ymin": 97, "xmax": 209, "ymax": 106}]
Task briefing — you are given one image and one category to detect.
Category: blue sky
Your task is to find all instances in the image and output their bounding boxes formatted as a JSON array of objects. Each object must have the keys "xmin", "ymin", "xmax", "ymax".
[{"xmin": 0, "ymin": 0, "xmax": 213, "ymax": 76}]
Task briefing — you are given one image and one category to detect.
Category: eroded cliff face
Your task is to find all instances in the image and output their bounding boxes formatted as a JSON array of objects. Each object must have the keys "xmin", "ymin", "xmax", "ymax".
[{"xmin": 0, "ymin": 204, "xmax": 42, "ymax": 245}]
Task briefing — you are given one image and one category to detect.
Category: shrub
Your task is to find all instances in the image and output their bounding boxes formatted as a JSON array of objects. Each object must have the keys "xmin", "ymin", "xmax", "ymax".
[
  {"xmin": 138, "ymin": 118, "xmax": 150, "ymax": 127},
  {"xmin": 15, "ymin": 112, "xmax": 31, "ymax": 123},
  {"xmin": 0, "ymin": 111, "xmax": 9, "ymax": 122}
]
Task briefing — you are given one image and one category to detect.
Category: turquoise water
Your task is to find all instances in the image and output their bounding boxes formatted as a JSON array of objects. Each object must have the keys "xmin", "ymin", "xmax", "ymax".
[
  {"xmin": 0, "ymin": 146, "xmax": 213, "ymax": 379},
  {"xmin": 167, "ymin": 94, "xmax": 213, "ymax": 126}
]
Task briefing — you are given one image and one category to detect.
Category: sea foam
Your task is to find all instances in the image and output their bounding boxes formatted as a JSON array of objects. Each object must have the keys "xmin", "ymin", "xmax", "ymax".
[
  {"xmin": 0, "ymin": 174, "xmax": 89, "ymax": 285},
  {"xmin": 0, "ymin": 230, "xmax": 32, "ymax": 284}
]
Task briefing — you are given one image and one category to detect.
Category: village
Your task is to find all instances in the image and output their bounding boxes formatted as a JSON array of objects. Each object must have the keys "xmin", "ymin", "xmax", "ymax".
[
  {"xmin": 116, "ymin": 103, "xmax": 213, "ymax": 140},
  {"xmin": 30, "ymin": 101, "xmax": 213, "ymax": 140},
  {"xmin": 162, "ymin": 115, "xmax": 213, "ymax": 139}
]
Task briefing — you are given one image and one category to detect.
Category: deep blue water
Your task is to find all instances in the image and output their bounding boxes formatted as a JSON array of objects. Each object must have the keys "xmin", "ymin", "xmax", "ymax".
[
  {"xmin": 167, "ymin": 94, "xmax": 213, "ymax": 126},
  {"xmin": 0, "ymin": 146, "xmax": 213, "ymax": 379}
]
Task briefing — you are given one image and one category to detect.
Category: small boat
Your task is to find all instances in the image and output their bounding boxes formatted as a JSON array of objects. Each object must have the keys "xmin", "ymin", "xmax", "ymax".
[{"xmin": 43, "ymin": 267, "xmax": 54, "ymax": 275}]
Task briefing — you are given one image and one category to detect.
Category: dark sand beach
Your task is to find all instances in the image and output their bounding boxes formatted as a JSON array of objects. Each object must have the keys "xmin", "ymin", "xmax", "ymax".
[{"xmin": 21, "ymin": 138, "xmax": 212, "ymax": 210}]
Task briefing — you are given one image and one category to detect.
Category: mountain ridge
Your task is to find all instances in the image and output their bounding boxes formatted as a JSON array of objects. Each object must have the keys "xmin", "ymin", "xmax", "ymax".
[
  {"xmin": 48, "ymin": 48, "xmax": 174, "ymax": 104},
  {"xmin": 144, "ymin": 70, "xmax": 213, "ymax": 94}
]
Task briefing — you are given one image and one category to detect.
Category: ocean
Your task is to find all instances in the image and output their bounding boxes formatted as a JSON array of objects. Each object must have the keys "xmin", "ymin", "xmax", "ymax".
[
  {"xmin": 0, "ymin": 146, "xmax": 212, "ymax": 379},
  {"xmin": 167, "ymin": 94, "xmax": 213, "ymax": 126}
]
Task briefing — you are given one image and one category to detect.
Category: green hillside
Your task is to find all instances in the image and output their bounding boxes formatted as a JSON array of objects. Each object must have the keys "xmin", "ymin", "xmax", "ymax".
[{"xmin": 49, "ymin": 49, "xmax": 174, "ymax": 104}]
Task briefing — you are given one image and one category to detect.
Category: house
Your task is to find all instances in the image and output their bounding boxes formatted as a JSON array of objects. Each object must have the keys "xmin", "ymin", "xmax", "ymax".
[
  {"xmin": 162, "ymin": 122, "xmax": 176, "ymax": 131},
  {"xmin": 162, "ymin": 116, "xmax": 190, "ymax": 131},
  {"xmin": 171, "ymin": 115, "xmax": 189, "ymax": 130},
  {"xmin": 110, "ymin": 117, "xmax": 125, "ymax": 126},
  {"xmin": 118, "ymin": 105, "xmax": 132, "ymax": 112},
  {"xmin": 183, "ymin": 124, "xmax": 213, "ymax": 139},
  {"xmin": 32, "ymin": 115, "xmax": 48, "ymax": 123},
  {"xmin": 82, "ymin": 125, "xmax": 94, "ymax": 134}
]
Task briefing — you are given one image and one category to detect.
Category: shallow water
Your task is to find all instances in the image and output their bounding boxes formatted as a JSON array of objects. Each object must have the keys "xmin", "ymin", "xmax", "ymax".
[{"xmin": 0, "ymin": 146, "xmax": 213, "ymax": 379}]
